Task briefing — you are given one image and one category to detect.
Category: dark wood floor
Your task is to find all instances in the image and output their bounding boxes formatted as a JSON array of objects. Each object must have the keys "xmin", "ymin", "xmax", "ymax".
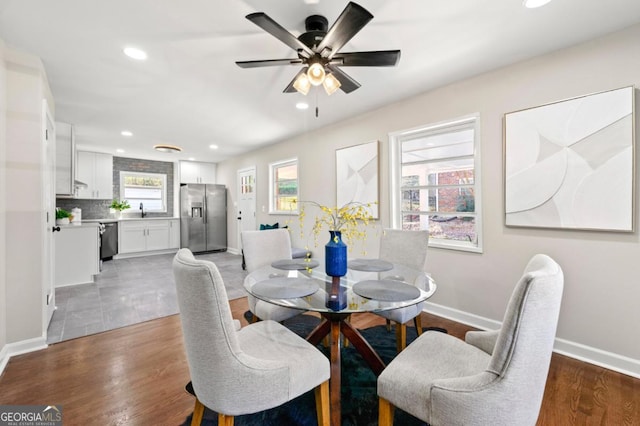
[{"xmin": 1, "ymin": 297, "xmax": 638, "ymax": 425}]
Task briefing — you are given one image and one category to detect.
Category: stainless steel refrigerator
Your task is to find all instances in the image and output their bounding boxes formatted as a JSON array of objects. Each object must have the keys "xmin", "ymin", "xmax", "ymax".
[{"xmin": 180, "ymin": 184, "xmax": 227, "ymax": 252}]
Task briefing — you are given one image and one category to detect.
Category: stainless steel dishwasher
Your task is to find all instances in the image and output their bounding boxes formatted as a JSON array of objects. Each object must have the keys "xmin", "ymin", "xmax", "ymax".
[{"xmin": 100, "ymin": 221, "xmax": 118, "ymax": 260}]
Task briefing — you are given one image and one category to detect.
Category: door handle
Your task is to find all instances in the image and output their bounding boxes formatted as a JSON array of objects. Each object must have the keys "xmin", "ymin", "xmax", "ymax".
[{"xmin": 52, "ymin": 226, "xmax": 61, "ymax": 232}]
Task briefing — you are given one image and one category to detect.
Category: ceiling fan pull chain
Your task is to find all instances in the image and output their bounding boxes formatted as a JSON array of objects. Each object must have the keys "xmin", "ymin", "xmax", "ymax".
[{"xmin": 315, "ymin": 90, "xmax": 319, "ymax": 118}]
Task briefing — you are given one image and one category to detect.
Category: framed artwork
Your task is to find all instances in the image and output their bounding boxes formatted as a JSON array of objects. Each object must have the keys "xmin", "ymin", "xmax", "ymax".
[
  {"xmin": 504, "ymin": 86, "xmax": 635, "ymax": 231},
  {"xmin": 336, "ymin": 140, "xmax": 379, "ymax": 218}
]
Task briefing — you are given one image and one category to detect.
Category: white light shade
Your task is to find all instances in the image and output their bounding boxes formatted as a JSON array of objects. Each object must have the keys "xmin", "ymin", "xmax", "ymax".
[
  {"xmin": 322, "ymin": 73, "xmax": 341, "ymax": 95},
  {"xmin": 123, "ymin": 47, "xmax": 147, "ymax": 60},
  {"xmin": 523, "ymin": 0, "xmax": 552, "ymax": 8},
  {"xmin": 296, "ymin": 102, "xmax": 309, "ymax": 110},
  {"xmin": 307, "ymin": 63, "xmax": 326, "ymax": 86},
  {"xmin": 293, "ymin": 73, "xmax": 311, "ymax": 95}
]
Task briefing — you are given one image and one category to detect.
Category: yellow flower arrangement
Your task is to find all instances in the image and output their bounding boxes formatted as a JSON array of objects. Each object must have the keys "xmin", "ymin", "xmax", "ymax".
[{"xmin": 292, "ymin": 199, "xmax": 377, "ymax": 251}]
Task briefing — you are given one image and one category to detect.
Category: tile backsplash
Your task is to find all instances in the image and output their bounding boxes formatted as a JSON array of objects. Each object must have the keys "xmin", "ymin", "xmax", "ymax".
[{"xmin": 56, "ymin": 156, "xmax": 175, "ymax": 220}]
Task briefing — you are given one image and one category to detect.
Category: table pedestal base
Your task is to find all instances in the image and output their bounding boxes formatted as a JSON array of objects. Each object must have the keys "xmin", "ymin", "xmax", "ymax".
[{"xmin": 307, "ymin": 312, "xmax": 386, "ymax": 426}]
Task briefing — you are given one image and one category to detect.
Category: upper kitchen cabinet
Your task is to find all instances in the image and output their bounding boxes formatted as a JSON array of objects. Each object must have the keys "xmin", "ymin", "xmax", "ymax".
[
  {"xmin": 179, "ymin": 160, "xmax": 216, "ymax": 184},
  {"xmin": 76, "ymin": 151, "xmax": 113, "ymax": 199},
  {"xmin": 55, "ymin": 121, "xmax": 75, "ymax": 196}
]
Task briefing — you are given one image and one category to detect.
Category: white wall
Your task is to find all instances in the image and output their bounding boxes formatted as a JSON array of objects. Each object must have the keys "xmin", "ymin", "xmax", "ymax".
[
  {"xmin": 0, "ymin": 40, "xmax": 8, "ymax": 363},
  {"xmin": 218, "ymin": 24, "xmax": 640, "ymax": 376},
  {"xmin": 1, "ymin": 42, "xmax": 52, "ymax": 369}
]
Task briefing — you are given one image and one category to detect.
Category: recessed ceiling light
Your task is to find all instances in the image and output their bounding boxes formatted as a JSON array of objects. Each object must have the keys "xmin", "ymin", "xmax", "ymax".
[
  {"xmin": 116, "ymin": 149, "xmax": 125, "ymax": 153},
  {"xmin": 121, "ymin": 130, "xmax": 133, "ymax": 137},
  {"xmin": 123, "ymin": 46, "xmax": 147, "ymax": 60},
  {"xmin": 209, "ymin": 144, "xmax": 219, "ymax": 150},
  {"xmin": 523, "ymin": 0, "xmax": 552, "ymax": 8},
  {"xmin": 153, "ymin": 144, "xmax": 182, "ymax": 153},
  {"xmin": 296, "ymin": 102, "xmax": 309, "ymax": 110}
]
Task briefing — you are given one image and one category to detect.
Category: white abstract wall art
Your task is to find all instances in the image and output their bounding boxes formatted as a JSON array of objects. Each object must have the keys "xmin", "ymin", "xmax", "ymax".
[
  {"xmin": 336, "ymin": 140, "xmax": 379, "ymax": 218},
  {"xmin": 504, "ymin": 86, "xmax": 635, "ymax": 231}
]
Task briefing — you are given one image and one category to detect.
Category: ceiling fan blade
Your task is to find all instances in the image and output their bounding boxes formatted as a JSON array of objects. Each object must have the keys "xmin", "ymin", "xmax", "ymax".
[
  {"xmin": 326, "ymin": 65, "xmax": 361, "ymax": 94},
  {"xmin": 332, "ymin": 50, "xmax": 401, "ymax": 67},
  {"xmin": 236, "ymin": 58, "xmax": 302, "ymax": 68},
  {"xmin": 246, "ymin": 12, "xmax": 314, "ymax": 57},
  {"xmin": 283, "ymin": 68, "xmax": 308, "ymax": 93},
  {"xmin": 316, "ymin": 2, "xmax": 373, "ymax": 59}
]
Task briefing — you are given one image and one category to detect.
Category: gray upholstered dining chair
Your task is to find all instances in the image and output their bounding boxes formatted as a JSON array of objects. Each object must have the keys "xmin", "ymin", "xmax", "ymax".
[
  {"xmin": 375, "ymin": 228, "xmax": 430, "ymax": 352},
  {"xmin": 377, "ymin": 254, "xmax": 564, "ymax": 426},
  {"xmin": 173, "ymin": 249, "xmax": 330, "ymax": 426},
  {"xmin": 241, "ymin": 229, "xmax": 308, "ymax": 322}
]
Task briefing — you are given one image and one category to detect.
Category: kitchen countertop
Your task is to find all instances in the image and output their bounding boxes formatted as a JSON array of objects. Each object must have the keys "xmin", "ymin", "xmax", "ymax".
[
  {"xmin": 82, "ymin": 217, "xmax": 180, "ymax": 223},
  {"xmin": 58, "ymin": 222, "xmax": 101, "ymax": 228}
]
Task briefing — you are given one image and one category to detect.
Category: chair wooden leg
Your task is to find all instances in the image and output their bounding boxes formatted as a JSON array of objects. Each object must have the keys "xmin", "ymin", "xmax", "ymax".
[
  {"xmin": 395, "ymin": 323, "xmax": 407, "ymax": 352},
  {"xmin": 191, "ymin": 399, "xmax": 205, "ymax": 426},
  {"xmin": 218, "ymin": 413, "xmax": 234, "ymax": 426},
  {"xmin": 414, "ymin": 314, "xmax": 423, "ymax": 336},
  {"xmin": 315, "ymin": 380, "xmax": 330, "ymax": 426},
  {"xmin": 343, "ymin": 314, "xmax": 350, "ymax": 347},
  {"xmin": 379, "ymin": 397, "xmax": 395, "ymax": 426},
  {"xmin": 386, "ymin": 318, "xmax": 392, "ymax": 332}
]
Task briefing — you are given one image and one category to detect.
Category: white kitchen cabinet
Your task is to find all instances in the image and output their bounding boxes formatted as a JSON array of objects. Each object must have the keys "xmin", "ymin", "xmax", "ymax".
[
  {"xmin": 169, "ymin": 219, "xmax": 180, "ymax": 249},
  {"xmin": 55, "ymin": 224, "xmax": 100, "ymax": 287},
  {"xmin": 180, "ymin": 160, "xmax": 217, "ymax": 184},
  {"xmin": 55, "ymin": 121, "xmax": 75, "ymax": 196},
  {"xmin": 76, "ymin": 151, "xmax": 113, "ymax": 199},
  {"xmin": 118, "ymin": 219, "xmax": 175, "ymax": 254}
]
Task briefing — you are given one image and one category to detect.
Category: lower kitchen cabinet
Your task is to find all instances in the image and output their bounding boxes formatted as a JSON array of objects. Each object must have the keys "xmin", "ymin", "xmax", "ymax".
[
  {"xmin": 119, "ymin": 219, "xmax": 180, "ymax": 255},
  {"xmin": 55, "ymin": 224, "xmax": 100, "ymax": 287},
  {"xmin": 169, "ymin": 219, "xmax": 180, "ymax": 249}
]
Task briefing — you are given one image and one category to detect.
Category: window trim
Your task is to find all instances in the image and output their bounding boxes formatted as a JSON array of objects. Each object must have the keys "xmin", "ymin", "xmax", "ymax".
[
  {"xmin": 268, "ymin": 158, "xmax": 299, "ymax": 215},
  {"xmin": 119, "ymin": 170, "xmax": 168, "ymax": 213},
  {"xmin": 389, "ymin": 113, "xmax": 483, "ymax": 253}
]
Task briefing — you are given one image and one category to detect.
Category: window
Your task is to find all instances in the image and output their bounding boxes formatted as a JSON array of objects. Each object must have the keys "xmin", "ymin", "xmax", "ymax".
[
  {"xmin": 119, "ymin": 171, "xmax": 167, "ymax": 213},
  {"xmin": 389, "ymin": 114, "xmax": 482, "ymax": 252},
  {"xmin": 269, "ymin": 158, "xmax": 298, "ymax": 214}
]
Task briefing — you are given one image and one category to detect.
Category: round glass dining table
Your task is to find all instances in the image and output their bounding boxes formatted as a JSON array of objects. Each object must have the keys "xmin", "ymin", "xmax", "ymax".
[{"xmin": 244, "ymin": 258, "xmax": 437, "ymax": 426}]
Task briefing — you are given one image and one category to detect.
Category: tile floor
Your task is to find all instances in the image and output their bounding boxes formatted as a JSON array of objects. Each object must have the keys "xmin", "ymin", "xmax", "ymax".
[{"xmin": 47, "ymin": 251, "xmax": 247, "ymax": 344}]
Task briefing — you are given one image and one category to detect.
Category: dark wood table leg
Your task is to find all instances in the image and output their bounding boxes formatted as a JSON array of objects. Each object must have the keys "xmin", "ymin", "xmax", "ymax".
[
  {"xmin": 329, "ymin": 318, "xmax": 342, "ymax": 426},
  {"xmin": 340, "ymin": 319, "xmax": 386, "ymax": 376},
  {"xmin": 306, "ymin": 318, "xmax": 331, "ymax": 346},
  {"xmin": 305, "ymin": 312, "xmax": 387, "ymax": 426}
]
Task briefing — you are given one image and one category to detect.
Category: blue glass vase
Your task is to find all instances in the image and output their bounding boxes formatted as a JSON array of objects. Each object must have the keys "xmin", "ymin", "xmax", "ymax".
[{"xmin": 325, "ymin": 230, "xmax": 347, "ymax": 277}]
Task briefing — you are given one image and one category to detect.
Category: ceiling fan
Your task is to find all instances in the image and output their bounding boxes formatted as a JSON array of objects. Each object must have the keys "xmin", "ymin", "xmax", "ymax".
[{"xmin": 236, "ymin": 2, "xmax": 400, "ymax": 96}]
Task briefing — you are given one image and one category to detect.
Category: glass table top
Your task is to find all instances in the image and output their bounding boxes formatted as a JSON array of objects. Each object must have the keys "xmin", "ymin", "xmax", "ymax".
[{"xmin": 244, "ymin": 260, "xmax": 436, "ymax": 314}]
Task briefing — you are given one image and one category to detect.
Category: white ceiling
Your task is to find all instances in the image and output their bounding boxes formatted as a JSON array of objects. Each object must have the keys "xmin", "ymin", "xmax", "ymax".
[{"xmin": 1, "ymin": 0, "xmax": 639, "ymax": 162}]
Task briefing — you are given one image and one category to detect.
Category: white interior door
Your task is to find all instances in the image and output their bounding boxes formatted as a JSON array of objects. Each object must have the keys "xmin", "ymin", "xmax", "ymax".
[
  {"xmin": 237, "ymin": 167, "xmax": 256, "ymax": 250},
  {"xmin": 42, "ymin": 100, "xmax": 56, "ymax": 331}
]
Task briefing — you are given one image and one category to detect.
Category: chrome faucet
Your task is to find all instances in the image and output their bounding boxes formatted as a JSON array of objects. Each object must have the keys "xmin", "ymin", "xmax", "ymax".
[{"xmin": 140, "ymin": 202, "xmax": 146, "ymax": 218}]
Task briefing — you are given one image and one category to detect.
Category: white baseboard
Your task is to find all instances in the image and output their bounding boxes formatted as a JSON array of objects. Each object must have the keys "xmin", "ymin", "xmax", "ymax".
[
  {"xmin": 553, "ymin": 338, "xmax": 640, "ymax": 379},
  {"xmin": 423, "ymin": 301, "xmax": 640, "ymax": 379},
  {"xmin": 114, "ymin": 248, "xmax": 178, "ymax": 259},
  {"xmin": 226, "ymin": 247, "xmax": 241, "ymax": 255},
  {"xmin": 0, "ymin": 336, "xmax": 48, "ymax": 376},
  {"xmin": 424, "ymin": 301, "xmax": 502, "ymax": 331}
]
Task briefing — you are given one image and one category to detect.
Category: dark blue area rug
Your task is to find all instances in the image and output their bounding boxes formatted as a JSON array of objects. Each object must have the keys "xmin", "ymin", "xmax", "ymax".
[{"xmin": 182, "ymin": 313, "xmax": 429, "ymax": 426}]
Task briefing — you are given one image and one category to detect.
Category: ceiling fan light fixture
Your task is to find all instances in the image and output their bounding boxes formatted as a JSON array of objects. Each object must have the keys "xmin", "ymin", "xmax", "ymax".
[
  {"xmin": 153, "ymin": 144, "xmax": 182, "ymax": 153},
  {"xmin": 307, "ymin": 62, "xmax": 326, "ymax": 86},
  {"xmin": 322, "ymin": 73, "xmax": 341, "ymax": 95},
  {"xmin": 293, "ymin": 73, "xmax": 311, "ymax": 95}
]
